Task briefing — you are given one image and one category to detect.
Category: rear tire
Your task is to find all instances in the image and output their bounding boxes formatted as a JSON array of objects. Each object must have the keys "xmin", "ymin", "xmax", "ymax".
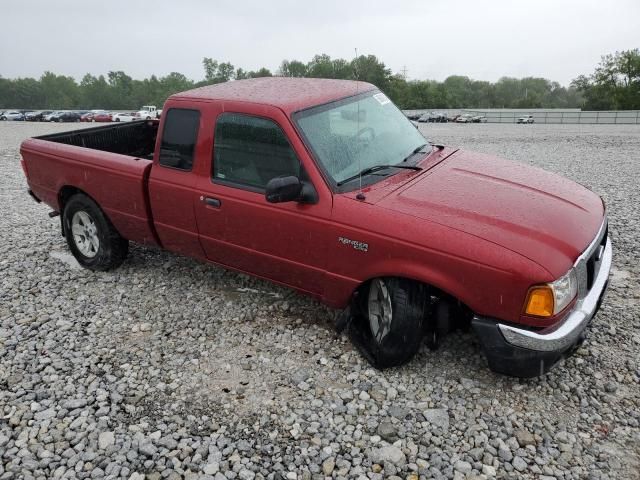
[
  {"xmin": 349, "ymin": 277, "xmax": 426, "ymax": 368},
  {"xmin": 63, "ymin": 194, "xmax": 128, "ymax": 271}
]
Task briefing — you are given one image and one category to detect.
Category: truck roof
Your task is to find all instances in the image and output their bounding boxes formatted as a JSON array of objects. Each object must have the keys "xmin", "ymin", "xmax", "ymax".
[{"xmin": 170, "ymin": 77, "xmax": 376, "ymax": 114}]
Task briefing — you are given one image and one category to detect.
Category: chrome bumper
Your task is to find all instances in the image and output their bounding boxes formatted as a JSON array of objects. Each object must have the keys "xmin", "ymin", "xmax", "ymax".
[{"xmin": 498, "ymin": 236, "xmax": 612, "ymax": 352}]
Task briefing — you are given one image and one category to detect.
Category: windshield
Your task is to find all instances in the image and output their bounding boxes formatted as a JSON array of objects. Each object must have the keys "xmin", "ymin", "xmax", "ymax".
[{"xmin": 295, "ymin": 91, "xmax": 428, "ymax": 188}]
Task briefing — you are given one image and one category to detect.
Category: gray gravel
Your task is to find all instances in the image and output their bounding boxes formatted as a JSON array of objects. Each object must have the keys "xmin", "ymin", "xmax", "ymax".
[{"xmin": 1, "ymin": 121, "xmax": 639, "ymax": 479}]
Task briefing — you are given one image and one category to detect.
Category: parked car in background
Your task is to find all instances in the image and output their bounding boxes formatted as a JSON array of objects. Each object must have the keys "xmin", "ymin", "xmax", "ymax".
[
  {"xmin": 405, "ymin": 112, "xmax": 422, "ymax": 121},
  {"xmin": 134, "ymin": 105, "xmax": 160, "ymax": 120},
  {"xmin": 447, "ymin": 114, "xmax": 460, "ymax": 122},
  {"xmin": 44, "ymin": 111, "xmax": 64, "ymax": 122},
  {"xmin": 80, "ymin": 111, "xmax": 105, "ymax": 122},
  {"xmin": 1, "ymin": 110, "xmax": 25, "ymax": 121},
  {"xmin": 25, "ymin": 110, "xmax": 53, "ymax": 121},
  {"xmin": 418, "ymin": 112, "xmax": 447, "ymax": 123},
  {"xmin": 57, "ymin": 111, "xmax": 82, "ymax": 122},
  {"xmin": 471, "ymin": 115, "xmax": 487, "ymax": 123},
  {"xmin": 112, "ymin": 112, "xmax": 136, "ymax": 122},
  {"xmin": 455, "ymin": 114, "xmax": 474, "ymax": 123},
  {"xmin": 431, "ymin": 112, "xmax": 448, "ymax": 123},
  {"xmin": 517, "ymin": 115, "xmax": 535, "ymax": 124},
  {"xmin": 92, "ymin": 112, "xmax": 113, "ymax": 122}
]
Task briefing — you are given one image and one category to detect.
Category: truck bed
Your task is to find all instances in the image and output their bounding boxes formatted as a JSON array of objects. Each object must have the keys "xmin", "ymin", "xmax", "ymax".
[
  {"xmin": 21, "ymin": 121, "xmax": 159, "ymax": 246},
  {"xmin": 36, "ymin": 120, "xmax": 158, "ymax": 160}
]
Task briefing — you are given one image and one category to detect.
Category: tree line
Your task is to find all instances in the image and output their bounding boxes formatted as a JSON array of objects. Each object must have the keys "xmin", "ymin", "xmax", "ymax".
[
  {"xmin": 0, "ymin": 49, "xmax": 637, "ymax": 111},
  {"xmin": 571, "ymin": 49, "xmax": 640, "ymax": 110}
]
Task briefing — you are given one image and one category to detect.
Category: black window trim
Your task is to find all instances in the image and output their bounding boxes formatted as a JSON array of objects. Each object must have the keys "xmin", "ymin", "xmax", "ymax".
[
  {"xmin": 211, "ymin": 111, "xmax": 304, "ymax": 194},
  {"xmin": 158, "ymin": 107, "xmax": 201, "ymax": 172}
]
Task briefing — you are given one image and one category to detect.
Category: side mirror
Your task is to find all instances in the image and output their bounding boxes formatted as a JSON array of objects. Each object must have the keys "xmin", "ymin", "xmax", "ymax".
[{"xmin": 265, "ymin": 176, "xmax": 303, "ymax": 203}]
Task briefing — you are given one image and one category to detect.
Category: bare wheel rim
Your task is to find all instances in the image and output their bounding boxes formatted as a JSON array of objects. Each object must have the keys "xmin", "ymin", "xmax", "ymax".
[
  {"xmin": 71, "ymin": 210, "xmax": 99, "ymax": 258},
  {"xmin": 368, "ymin": 279, "xmax": 393, "ymax": 343}
]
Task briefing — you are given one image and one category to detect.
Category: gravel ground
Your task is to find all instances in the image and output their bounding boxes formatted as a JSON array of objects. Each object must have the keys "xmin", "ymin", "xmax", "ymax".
[{"xmin": 1, "ymin": 121, "xmax": 639, "ymax": 480}]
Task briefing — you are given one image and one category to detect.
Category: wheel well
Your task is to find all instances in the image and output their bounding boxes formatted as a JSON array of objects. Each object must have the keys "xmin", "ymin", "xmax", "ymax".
[
  {"xmin": 58, "ymin": 185, "xmax": 86, "ymax": 211},
  {"xmin": 58, "ymin": 186, "xmax": 111, "ymax": 237},
  {"xmin": 354, "ymin": 276, "xmax": 473, "ymax": 330}
]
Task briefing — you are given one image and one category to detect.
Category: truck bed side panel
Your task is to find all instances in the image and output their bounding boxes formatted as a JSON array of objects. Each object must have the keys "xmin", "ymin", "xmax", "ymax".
[{"xmin": 21, "ymin": 138, "xmax": 158, "ymax": 245}]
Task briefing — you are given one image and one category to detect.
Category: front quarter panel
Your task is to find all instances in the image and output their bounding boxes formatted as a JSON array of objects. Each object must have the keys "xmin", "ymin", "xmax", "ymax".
[{"xmin": 325, "ymin": 195, "xmax": 552, "ymax": 325}]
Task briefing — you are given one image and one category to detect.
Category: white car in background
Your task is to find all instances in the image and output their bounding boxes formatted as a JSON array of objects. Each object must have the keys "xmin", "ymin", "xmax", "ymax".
[
  {"xmin": 517, "ymin": 115, "xmax": 535, "ymax": 124},
  {"xmin": 455, "ymin": 114, "xmax": 474, "ymax": 123},
  {"xmin": 112, "ymin": 112, "xmax": 136, "ymax": 122},
  {"xmin": 0, "ymin": 110, "xmax": 25, "ymax": 121}
]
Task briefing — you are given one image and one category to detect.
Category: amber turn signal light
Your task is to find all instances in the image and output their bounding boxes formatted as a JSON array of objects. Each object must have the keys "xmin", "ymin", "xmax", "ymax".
[{"xmin": 524, "ymin": 286, "xmax": 554, "ymax": 317}]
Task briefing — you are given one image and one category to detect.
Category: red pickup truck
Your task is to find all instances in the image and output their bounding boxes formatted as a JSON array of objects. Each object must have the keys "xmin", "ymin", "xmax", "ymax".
[{"xmin": 20, "ymin": 78, "xmax": 611, "ymax": 377}]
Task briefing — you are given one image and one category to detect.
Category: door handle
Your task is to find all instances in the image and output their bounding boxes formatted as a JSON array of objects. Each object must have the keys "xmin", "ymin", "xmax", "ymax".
[{"xmin": 203, "ymin": 197, "xmax": 221, "ymax": 208}]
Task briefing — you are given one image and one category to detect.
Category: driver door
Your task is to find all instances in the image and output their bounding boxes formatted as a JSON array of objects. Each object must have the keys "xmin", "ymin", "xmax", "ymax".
[{"xmin": 194, "ymin": 105, "xmax": 332, "ymax": 297}]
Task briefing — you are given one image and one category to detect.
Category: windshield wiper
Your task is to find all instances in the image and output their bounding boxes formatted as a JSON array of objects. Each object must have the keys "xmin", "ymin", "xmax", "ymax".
[
  {"xmin": 337, "ymin": 164, "xmax": 422, "ymax": 186},
  {"xmin": 401, "ymin": 143, "xmax": 430, "ymax": 163}
]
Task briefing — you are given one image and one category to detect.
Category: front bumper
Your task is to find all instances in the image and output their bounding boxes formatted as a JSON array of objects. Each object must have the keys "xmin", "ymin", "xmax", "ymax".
[{"xmin": 473, "ymin": 227, "xmax": 612, "ymax": 377}]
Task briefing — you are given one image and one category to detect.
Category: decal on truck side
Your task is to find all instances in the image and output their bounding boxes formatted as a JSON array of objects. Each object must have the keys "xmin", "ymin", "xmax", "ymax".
[{"xmin": 338, "ymin": 236, "xmax": 369, "ymax": 252}]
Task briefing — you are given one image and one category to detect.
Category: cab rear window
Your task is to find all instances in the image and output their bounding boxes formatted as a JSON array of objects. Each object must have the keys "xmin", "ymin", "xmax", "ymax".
[{"xmin": 159, "ymin": 109, "xmax": 200, "ymax": 171}]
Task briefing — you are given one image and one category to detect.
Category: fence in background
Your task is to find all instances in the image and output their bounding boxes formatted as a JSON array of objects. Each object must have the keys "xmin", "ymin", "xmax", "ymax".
[{"xmin": 404, "ymin": 108, "xmax": 640, "ymax": 124}]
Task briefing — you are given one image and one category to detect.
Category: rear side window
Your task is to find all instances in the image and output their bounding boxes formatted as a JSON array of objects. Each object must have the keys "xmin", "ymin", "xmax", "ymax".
[
  {"xmin": 213, "ymin": 113, "xmax": 300, "ymax": 190},
  {"xmin": 159, "ymin": 108, "xmax": 200, "ymax": 170}
]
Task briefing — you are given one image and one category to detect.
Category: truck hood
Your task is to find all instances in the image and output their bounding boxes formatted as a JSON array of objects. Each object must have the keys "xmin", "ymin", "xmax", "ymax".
[{"xmin": 378, "ymin": 150, "xmax": 605, "ymax": 278}]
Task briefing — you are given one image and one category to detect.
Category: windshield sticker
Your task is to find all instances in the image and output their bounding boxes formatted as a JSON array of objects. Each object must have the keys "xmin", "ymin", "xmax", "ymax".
[{"xmin": 373, "ymin": 93, "xmax": 391, "ymax": 106}]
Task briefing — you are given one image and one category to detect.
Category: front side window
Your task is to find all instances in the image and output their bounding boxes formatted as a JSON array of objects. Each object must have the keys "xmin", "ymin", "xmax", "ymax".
[
  {"xmin": 213, "ymin": 113, "xmax": 300, "ymax": 190},
  {"xmin": 294, "ymin": 91, "xmax": 428, "ymax": 190},
  {"xmin": 158, "ymin": 108, "xmax": 200, "ymax": 171}
]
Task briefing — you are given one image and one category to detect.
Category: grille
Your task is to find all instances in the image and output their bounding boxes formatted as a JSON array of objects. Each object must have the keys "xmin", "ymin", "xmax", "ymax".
[
  {"xmin": 586, "ymin": 224, "xmax": 608, "ymax": 290},
  {"xmin": 575, "ymin": 219, "xmax": 608, "ymax": 298}
]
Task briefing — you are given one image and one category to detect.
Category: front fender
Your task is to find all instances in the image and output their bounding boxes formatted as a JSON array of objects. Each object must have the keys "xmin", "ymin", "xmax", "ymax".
[{"xmin": 324, "ymin": 215, "xmax": 550, "ymax": 323}]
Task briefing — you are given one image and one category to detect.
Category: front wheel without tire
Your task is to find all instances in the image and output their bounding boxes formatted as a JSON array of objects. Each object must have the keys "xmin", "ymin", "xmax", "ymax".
[
  {"xmin": 349, "ymin": 277, "xmax": 426, "ymax": 368},
  {"xmin": 63, "ymin": 194, "xmax": 129, "ymax": 271}
]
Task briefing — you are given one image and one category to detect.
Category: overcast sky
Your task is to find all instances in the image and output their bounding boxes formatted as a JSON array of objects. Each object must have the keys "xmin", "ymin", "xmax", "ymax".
[{"xmin": 1, "ymin": 0, "xmax": 638, "ymax": 86}]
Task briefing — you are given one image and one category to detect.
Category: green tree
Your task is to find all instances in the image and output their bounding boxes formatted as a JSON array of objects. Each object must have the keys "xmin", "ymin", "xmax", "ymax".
[
  {"xmin": 202, "ymin": 58, "xmax": 219, "ymax": 82},
  {"xmin": 40, "ymin": 71, "xmax": 80, "ymax": 108},
  {"xmin": 247, "ymin": 68, "xmax": 273, "ymax": 78},
  {"xmin": 351, "ymin": 55, "xmax": 391, "ymax": 91},
  {"xmin": 279, "ymin": 60, "xmax": 308, "ymax": 77},
  {"xmin": 572, "ymin": 49, "xmax": 640, "ymax": 110},
  {"xmin": 7, "ymin": 78, "xmax": 44, "ymax": 109},
  {"xmin": 80, "ymin": 74, "xmax": 111, "ymax": 108},
  {"xmin": 202, "ymin": 58, "xmax": 235, "ymax": 84},
  {"xmin": 306, "ymin": 54, "xmax": 335, "ymax": 78},
  {"xmin": 106, "ymin": 71, "xmax": 134, "ymax": 108}
]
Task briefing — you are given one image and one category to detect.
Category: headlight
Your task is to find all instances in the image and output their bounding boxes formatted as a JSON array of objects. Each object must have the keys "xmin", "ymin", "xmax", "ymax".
[{"xmin": 524, "ymin": 268, "xmax": 577, "ymax": 317}]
